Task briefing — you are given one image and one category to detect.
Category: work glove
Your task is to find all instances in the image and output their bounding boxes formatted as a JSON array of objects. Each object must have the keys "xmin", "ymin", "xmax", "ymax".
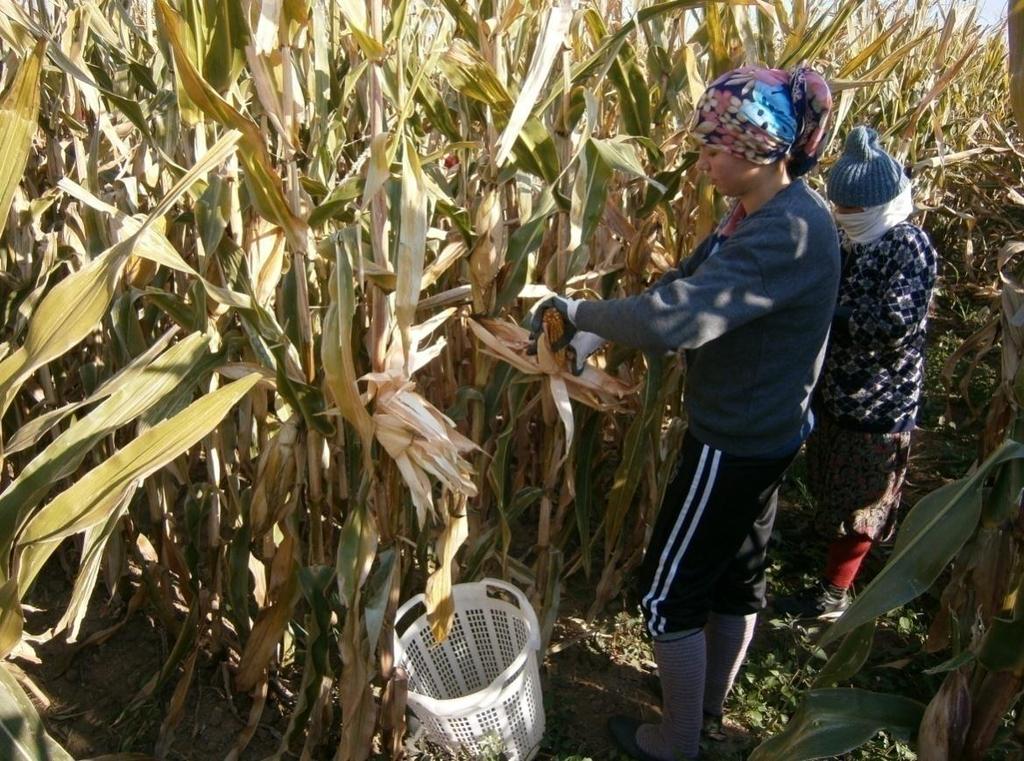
[
  {"xmin": 527, "ymin": 295, "xmax": 579, "ymax": 352},
  {"xmin": 565, "ymin": 330, "xmax": 606, "ymax": 376}
]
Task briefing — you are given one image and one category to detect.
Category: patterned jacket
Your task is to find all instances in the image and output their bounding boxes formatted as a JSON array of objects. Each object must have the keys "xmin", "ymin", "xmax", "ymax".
[{"xmin": 816, "ymin": 222, "xmax": 938, "ymax": 432}]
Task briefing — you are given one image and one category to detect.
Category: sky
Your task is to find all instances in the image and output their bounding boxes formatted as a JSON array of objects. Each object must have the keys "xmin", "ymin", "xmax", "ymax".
[{"xmin": 977, "ymin": 0, "xmax": 1008, "ymax": 23}]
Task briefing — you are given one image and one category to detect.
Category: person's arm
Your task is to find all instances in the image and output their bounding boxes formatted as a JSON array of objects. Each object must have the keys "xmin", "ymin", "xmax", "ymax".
[
  {"xmin": 573, "ymin": 228, "xmax": 774, "ymax": 353},
  {"xmin": 648, "ymin": 236, "xmax": 712, "ymax": 288},
  {"xmin": 846, "ymin": 229, "xmax": 936, "ymax": 346}
]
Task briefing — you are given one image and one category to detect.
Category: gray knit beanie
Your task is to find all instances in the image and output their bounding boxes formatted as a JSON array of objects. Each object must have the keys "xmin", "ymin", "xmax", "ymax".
[{"xmin": 826, "ymin": 126, "xmax": 909, "ymax": 208}]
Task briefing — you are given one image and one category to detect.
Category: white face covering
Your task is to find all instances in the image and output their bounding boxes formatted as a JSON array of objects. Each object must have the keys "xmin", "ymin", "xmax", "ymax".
[{"xmin": 833, "ymin": 184, "xmax": 914, "ymax": 244}]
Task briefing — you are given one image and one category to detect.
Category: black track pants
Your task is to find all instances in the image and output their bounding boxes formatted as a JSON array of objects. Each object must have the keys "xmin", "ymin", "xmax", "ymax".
[{"xmin": 639, "ymin": 429, "xmax": 796, "ymax": 636}]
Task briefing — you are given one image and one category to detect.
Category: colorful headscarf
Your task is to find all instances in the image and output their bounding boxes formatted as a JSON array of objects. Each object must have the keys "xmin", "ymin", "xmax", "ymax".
[{"xmin": 692, "ymin": 65, "xmax": 833, "ymax": 177}]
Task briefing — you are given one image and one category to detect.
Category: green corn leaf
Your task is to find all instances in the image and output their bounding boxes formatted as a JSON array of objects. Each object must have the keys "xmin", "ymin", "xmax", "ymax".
[
  {"xmin": 363, "ymin": 548, "xmax": 397, "ymax": 651},
  {"xmin": 0, "ymin": 580, "xmax": 21, "ymax": 660},
  {"xmin": 537, "ymin": 0, "xmax": 706, "ymax": 115},
  {"xmin": 703, "ymin": 3, "xmax": 731, "ymax": 75},
  {"xmin": 582, "ymin": 10, "xmax": 649, "ymax": 138},
  {"xmin": 275, "ymin": 565, "xmax": 336, "ymax": 755},
  {"xmin": 590, "ymin": 137, "xmax": 666, "ymax": 190},
  {"xmin": 0, "ymin": 248, "xmax": 124, "ymax": 420},
  {"xmin": 574, "ymin": 413, "xmax": 601, "ymax": 578},
  {"xmin": 0, "ymin": 131, "xmax": 241, "ymax": 419},
  {"xmin": 837, "ymin": 18, "xmax": 909, "ymax": 77},
  {"xmin": 440, "ymin": 40, "xmax": 513, "ymax": 112},
  {"xmin": 439, "ymin": 41, "xmax": 559, "ymax": 181},
  {"xmin": 977, "ymin": 614, "xmax": 1024, "ymax": 676},
  {"xmin": 2, "ymin": 329, "xmax": 178, "ymax": 457},
  {"xmin": 779, "ymin": 1, "xmax": 865, "ymax": 69},
  {"xmin": 0, "ymin": 39, "xmax": 44, "ymax": 243},
  {"xmin": 202, "ymin": 0, "xmax": 248, "ymax": 93},
  {"xmin": 571, "ymin": 140, "xmax": 612, "ymax": 251},
  {"xmin": 822, "ymin": 439, "xmax": 1024, "ymax": 646},
  {"xmin": 15, "ymin": 374, "xmax": 261, "ymax": 591},
  {"xmin": 495, "ymin": 188, "xmax": 557, "ymax": 312},
  {"xmin": 0, "ymin": 332, "xmax": 212, "ymax": 574},
  {"xmin": 0, "ymin": 663, "xmax": 75, "ymax": 761},
  {"xmin": 605, "ymin": 355, "xmax": 664, "ymax": 551},
  {"xmin": 53, "ymin": 487, "xmax": 136, "ymax": 642},
  {"xmin": 336, "ymin": 496, "xmax": 378, "ymax": 611},
  {"xmin": 337, "ymin": 0, "xmax": 386, "ymax": 60},
  {"xmin": 155, "ymin": 0, "xmax": 308, "ymax": 253},
  {"xmin": 437, "ymin": 0, "xmax": 480, "ymax": 46},
  {"xmin": 58, "ymin": 178, "xmax": 253, "ymax": 309},
  {"xmin": 813, "ymin": 621, "xmax": 876, "ymax": 688},
  {"xmin": 488, "ymin": 382, "xmax": 529, "ymax": 568},
  {"xmin": 750, "ymin": 689, "xmax": 925, "ymax": 761}
]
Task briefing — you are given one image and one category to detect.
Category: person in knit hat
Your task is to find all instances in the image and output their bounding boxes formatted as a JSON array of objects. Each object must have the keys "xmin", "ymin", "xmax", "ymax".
[
  {"xmin": 774, "ymin": 125, "xmax": 938, "ymax": 619},
  {"xmin": 529, "ymin": 65, "xmax": 838, "ymax": 761}
]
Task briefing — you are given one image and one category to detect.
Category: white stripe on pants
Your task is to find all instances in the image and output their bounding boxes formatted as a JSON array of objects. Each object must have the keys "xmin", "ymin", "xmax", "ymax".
[{"xmin": 643, "ymin": 446, "xmax": 722, "ymax": 635}]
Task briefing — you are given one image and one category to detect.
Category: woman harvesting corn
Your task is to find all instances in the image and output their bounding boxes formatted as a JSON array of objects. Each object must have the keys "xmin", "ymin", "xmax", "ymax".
[
  {"xmin": 775, "ymin": 126, "xmax": 939, "ymax": 620},
  {"xmin": 532, "ymin": 65, "xmax": 838, "ymax": 760}
]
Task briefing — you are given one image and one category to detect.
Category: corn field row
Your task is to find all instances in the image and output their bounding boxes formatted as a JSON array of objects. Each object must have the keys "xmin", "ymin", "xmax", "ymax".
[{"xmin": 0, "ymin": 0, "xmax": 1021, "ymax": 757}]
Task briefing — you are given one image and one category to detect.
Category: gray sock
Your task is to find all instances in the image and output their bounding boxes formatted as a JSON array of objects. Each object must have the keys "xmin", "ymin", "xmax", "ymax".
[
  {"xmin": 636, "ymin": 629, "xmax": 704, "ymax": 760},
  {"xmin": 703, "ymin": 612, "xmax": 757, "ymax": 717}
]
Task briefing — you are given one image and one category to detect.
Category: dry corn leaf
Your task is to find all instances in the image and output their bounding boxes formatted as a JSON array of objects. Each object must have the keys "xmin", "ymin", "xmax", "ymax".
[
  {"xmin": 0, "ymin": 131, "xmax": 240, "ymax": 419},
  {"xmin": 224, "ymin": 678, "xmax": 267, "ymax": 761},
  {"xmin": 249, "ymin": 418, "xmax": 300, "ymax": 538},
  {"xmin": 1009, "ymin": 0, "xmax": 1023, "ymax": 127},
  {"xmin": 15, "ymin": 374, "xmax": 261, "ymax": 592},
  {"xmin": 336, "ymin": 608, "xmax": 375, "ymax": 761},
  {"xmin": 323, "ymin": 235, "xmax": 375, "ymax": 467},
  {"xmin": 424, "ymin": 502, "xmax": 469, "ymax": 642},
  {"xmin": 155, "ymin": 0, "xmax": 308, "ymax": 252},
  {"xmin": 395, "ymin": 138, "xmax": 428, "ymax": 372},
  {"xmin": 0, "ymin": 332, "xmax": 209, "ymax": 569},
  {"xmin": 495, "ymin": 0, "xmax": 574, "ymax": 165},
  {"xmin": 58, "ymin": 178, "xmax": 253, "ymax": 309},
  {"xmin": 236, "ymin": 561, "xmax": 300, "ymax": 692},
  {"xmin": 469, "ymin": 188, "xmax": 504, "ymax": 312},
  {"xmin": 468, "ymin": 317, "xmax": 637, "ymax": 407},
  {"xmin": 362, "ymin": 313, "xmax": 478, "ymax": 525},
  {"xmin": 155, "ymin": 648, "xmax": 199, "ymax": 757},
  {"xmin": 0, "ymin": 40, "xmax": 44, "ymax": 243}
]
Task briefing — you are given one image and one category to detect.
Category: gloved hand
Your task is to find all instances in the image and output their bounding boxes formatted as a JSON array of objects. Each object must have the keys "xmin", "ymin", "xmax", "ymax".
[
  {"xmin": 527, "ymin": 295, "xmax": 579, "ymax": 353},
  {"xmin": 565, "ymin": 330, "xmax": 605, "ymax": 375}
]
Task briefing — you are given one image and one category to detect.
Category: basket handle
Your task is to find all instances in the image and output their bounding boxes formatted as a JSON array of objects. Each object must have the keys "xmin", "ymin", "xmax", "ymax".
[
  {"xmin": 393, "ymin": 592, "xmax": 426, "ymax": 671},
  {"xmin": 394, "ymin": 591, "xmax": 427, "ymax": 636},
  {"xmin": 477, "ymin": 578, "xmax": 541, "ymax": 653}
]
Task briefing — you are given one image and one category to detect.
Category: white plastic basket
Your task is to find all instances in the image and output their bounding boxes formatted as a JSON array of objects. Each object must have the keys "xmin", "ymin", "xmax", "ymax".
[{"xmin": 394, "ymin": 578, "xmax": 545, "ymax": 760}]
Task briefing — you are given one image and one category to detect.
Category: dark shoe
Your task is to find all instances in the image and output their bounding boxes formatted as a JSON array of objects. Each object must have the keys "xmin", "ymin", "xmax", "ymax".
[
  {"xmin": 608, "ymin": 716, "xmax": 699, "ymax": 760},
  {"xmin": 607, "ymin": 716, "xmax": 663, "ymax": 761},
  {"xmin": 773, "ymin": 582, "xmax": 850, "ymax": 620},
  {"xmin": 702, "ymin": 712, "xmax": 726, "ymax": 741}
]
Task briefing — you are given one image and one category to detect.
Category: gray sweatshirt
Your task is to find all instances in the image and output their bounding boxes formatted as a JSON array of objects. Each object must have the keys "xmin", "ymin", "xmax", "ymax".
[{"xmin": 575, "ymin": 180, "xmax": 840, "ymax": 457}]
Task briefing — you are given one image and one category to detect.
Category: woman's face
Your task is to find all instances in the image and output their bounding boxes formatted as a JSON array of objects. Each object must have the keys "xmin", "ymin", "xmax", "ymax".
[{"xmin": 696, "ymin": 145, "xmax": 766, "ymax": 197}]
